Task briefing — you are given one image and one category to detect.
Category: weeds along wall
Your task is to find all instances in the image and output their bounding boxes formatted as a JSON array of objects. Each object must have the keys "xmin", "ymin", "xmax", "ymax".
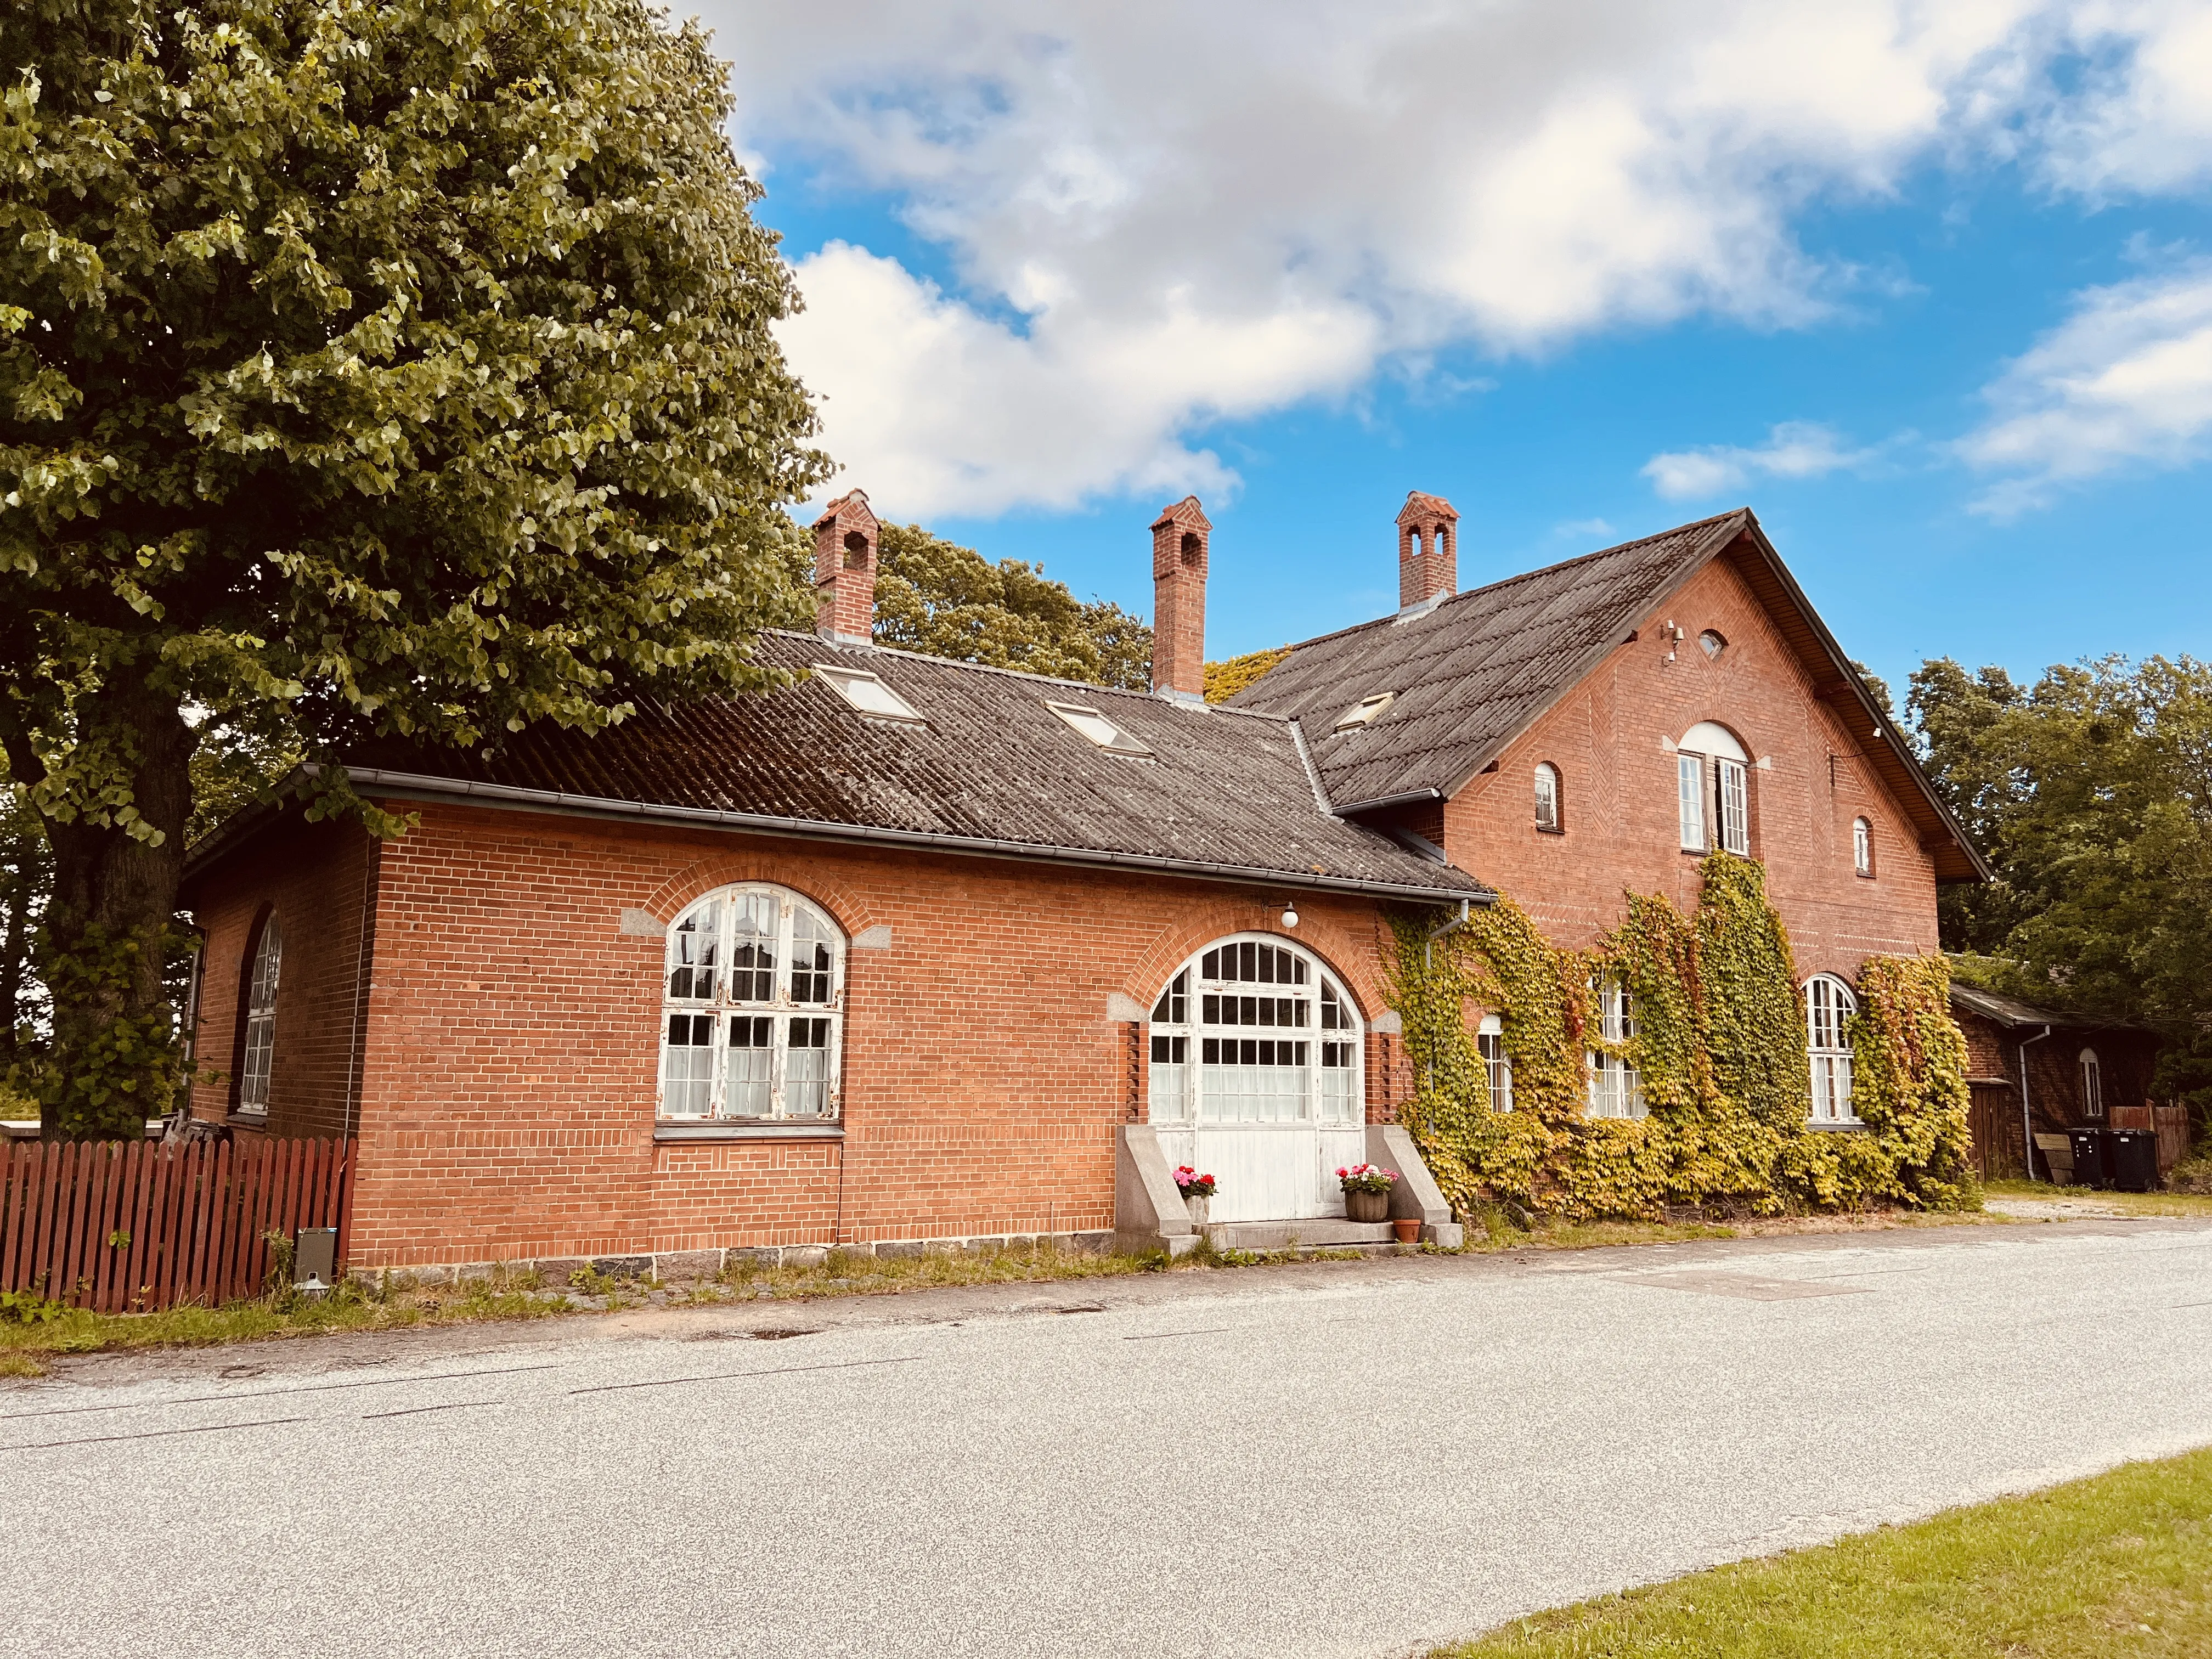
[{"xmin": 1390, "ymin": 853, "xmax": 1976, "ymax": 1221}]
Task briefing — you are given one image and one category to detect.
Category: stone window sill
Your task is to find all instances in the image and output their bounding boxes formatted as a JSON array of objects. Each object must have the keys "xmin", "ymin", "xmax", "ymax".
[
  {"xmin": 653, "ymin": 1121, "xmax": 844, "ymax": 1143},
  {"xmin": 1805, "ymin": 1119, "xmax": 1867, "ymax": 1132}
]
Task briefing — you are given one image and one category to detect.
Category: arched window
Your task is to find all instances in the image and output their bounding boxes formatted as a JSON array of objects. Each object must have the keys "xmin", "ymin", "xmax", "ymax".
[
  {"xmin": 1534, "ymin": 763, "xmax": 1562, "ymax": 833},
  {"xmin": 1676, "ymin": 721, "xmax": 1750, "ymax": 856},
  {"xmin": 1478, "ymin": 1013, "xmax": 1514, "ymax": 1112},
  {"xmin": 659, "ymin": 885, "xmax": 845, "ymax": 1122},
  {"xmin": 1699, "ymin": 629, "xmax": 1726, "ymax": 660},
  {"xmin": 1147, "ymin": 935, "xmax": 1362, "ymax": 1126},
  {"xmin": 2079, "ymin": 1048, "xmax": 2102, "ymax": 1118},
  {"xmin": 1853, "ymin": 817, "xmax": 1874, "ymax": 878},
  {"xmin": 1805, "ymin": 974, "xmax": 1858, "ymax": 1124},
  {"xmin": 1587, "ymin": 978, "xmax": 1645, "ymax": 1118},
  {"xmin": 236, "ymin": 916, "xmax": 283, "ymax": 1116}
]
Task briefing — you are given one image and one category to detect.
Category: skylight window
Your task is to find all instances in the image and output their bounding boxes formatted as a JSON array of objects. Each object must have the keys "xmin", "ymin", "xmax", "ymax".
[
  {"xmin": 1334, "ymin": 692, "xmax": 1395, "ymax": 731},
  {"xmin": 1046, "ymin": 701, "xmax": 1152, "ymax": 757},
  {"xmin": 813, "ymin": 666, "xmax": 923, "ymax": 724}
]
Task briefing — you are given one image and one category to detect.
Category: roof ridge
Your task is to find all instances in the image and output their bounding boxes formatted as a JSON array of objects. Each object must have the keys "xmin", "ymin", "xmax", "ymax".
[
  {"xmin": 1251, "ymin": 508, "xmax": 1750, "ymax": 661},
  {"xmin": 759, "ymin": 629, "xmax": 1297, "ymax": 725}
]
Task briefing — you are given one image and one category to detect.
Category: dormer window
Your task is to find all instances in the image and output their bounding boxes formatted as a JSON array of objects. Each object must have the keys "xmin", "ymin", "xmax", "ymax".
[
  {"xmin": 1335, "ymin": 692, "xmax": 1395, "ymax": 731},
  {"xmin": 814, "ymin": 665, "xmax": 923, "ymax": 724},
  {"xmin": 1047, "ymin": 701, "xmax": 1152, "ymax": 757}
]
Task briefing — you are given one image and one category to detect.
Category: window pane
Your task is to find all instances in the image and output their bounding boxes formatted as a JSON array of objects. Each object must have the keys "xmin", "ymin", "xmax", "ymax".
[
  {"xmin": 668, "ymin": 900, "xmax": 721, "ymax": 1001},
  {"xmin": 1678, "ymin": 754, "xmax": 1705, "ymax": 850},
  {"xmin": 721, "ymin": 1015, "xmax": 773, "ymax": 1118},
  {"xmin": 791, "ymin": 906, "xmax": 836, "ymax": 1005},
  {"xmin": 729, "ymin": 893, "xmax": 777, "ymax": 1003},
  {"xmin": 1719, "ymin": 759, "xmax": 1749, "ymax": 855},
  {"xmin": 663, "ymin": 1012, "xmax": 719, "ymax": 1118},
  {"xmin": 785, "ymin": 1017, "xmax": 832, "ymax": 1116}
]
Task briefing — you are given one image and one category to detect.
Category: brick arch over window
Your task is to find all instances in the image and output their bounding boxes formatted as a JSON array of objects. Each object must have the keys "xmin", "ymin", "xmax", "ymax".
[
  {"xmin": 1119, "ymin": 900, "xmax": 1394, "ymax": 1025},
  {"xmin": 640, "ymin": 851, "xmax": 883, "ymax": 943}
]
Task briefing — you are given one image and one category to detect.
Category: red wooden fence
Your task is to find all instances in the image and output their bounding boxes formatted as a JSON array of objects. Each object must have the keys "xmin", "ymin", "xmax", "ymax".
[{"xmin": 0, "ymin": 1137, "xmax": 354, "ymax": 1313}]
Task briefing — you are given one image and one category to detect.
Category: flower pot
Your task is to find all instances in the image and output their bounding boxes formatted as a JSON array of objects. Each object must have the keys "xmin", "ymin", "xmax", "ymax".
[
  {"xmin": 1345, "ymin": 1187, "xmax": 1390, "ymax": 1223},
  {"xmin": 1184, "ymin": 1195, "xmax": 1210, "ymax": 1227},
  {"xmin": 1392, "ymin": 1217, "xmax": 1422, "ymax": 1244}
]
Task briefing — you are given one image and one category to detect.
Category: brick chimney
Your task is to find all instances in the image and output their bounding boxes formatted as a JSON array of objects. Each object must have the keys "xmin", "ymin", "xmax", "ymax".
[
  {"xmin": 1397, "ymin": 490, "xmax": 1459, "ymax": 612},
  {"xmin": 1150, "ymin": 496, "xmax": 1210, "ymax": 701},
  {"xmin": 813, "ymin": 490, "xmax": 880, "ymax": 645}
]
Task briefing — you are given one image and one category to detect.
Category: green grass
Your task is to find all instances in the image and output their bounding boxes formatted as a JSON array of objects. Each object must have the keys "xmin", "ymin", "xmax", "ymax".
[
  {"xmin": 1435, "ymin": 1447, "xmax": 2212, "ymax": 1658},
  {"xmin": 1983, "ymin": 1177, "xmax": 2212, "ymax": 1218}
]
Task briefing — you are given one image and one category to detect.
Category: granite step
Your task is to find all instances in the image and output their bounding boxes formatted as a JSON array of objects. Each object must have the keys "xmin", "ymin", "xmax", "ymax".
[{"xmin": 1208, "ymin": 1218, "xmax": 1396, "ymax": 1249}]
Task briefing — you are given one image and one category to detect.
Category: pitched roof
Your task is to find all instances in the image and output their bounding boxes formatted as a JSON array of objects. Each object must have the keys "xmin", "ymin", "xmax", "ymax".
[
  {"xmin": 1948, "ymin": 981, "xmax": 2148, "ymax": 1035},
  {"xmin": 1230, "ymin": 512, "xmax": 1743, "ymax": 809},
  {"xmin": 335, "ymin": 631, "xmax": 1489, "ymax": 905},
  {"xmin": 1229, "ymin": 509, "xmax": 1989, "ymax": 882}
]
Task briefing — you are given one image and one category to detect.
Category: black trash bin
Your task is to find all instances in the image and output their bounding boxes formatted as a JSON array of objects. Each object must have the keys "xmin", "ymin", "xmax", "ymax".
[
  {"xmin": 2107, "ymin": 1129, "xmax": 2158, "ymax": 1193},
  {"xmin": 2068, "ymin": 1126, "xmax": 2110, "ymax": 1190}
]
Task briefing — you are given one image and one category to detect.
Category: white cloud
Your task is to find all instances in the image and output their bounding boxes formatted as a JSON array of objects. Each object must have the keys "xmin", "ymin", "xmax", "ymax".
[
  {"xmin": 1959, "ymin": 259, "xmax": 2212, "ymax": 515},
  {"xmin": 684, "ymin": 1, "xmax": 2212, "ymax": 518},
  {"xmin": 1642, "ymin": 422, "xmax": 1885, "ymax": 500}
]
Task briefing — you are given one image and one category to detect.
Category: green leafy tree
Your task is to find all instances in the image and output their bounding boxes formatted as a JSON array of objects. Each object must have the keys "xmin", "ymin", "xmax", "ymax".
[
  {"xmin": 1908, "ymin": 654, "xmax": 2212, "ymax": 1115},
  {"xmin": 873, "ymin": 522, "xmax": 1150, "ymax": 689},
  {"xmin": 0, "ymin": 0, "xmax": 828, "ymax": 1137}
]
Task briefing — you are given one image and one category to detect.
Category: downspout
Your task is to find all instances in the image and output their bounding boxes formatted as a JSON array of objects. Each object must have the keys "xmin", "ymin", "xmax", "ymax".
[{"xmin": 2018, "ymin": 1024, "xmax": 2052, "ymax": 1182}]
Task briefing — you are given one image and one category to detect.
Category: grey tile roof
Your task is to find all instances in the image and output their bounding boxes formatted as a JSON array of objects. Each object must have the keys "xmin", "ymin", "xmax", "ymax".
[
  {"xmin": 1948, "ymin": 982, "xmax": 2145, "ymax": 1034},
  {"xmin": 344, "ymin": 631, "xmax": 1489, "ymax": 902},
  {"xmin": 1228, "ymin": 512, "xmax": 1748, "ymax": 809}
]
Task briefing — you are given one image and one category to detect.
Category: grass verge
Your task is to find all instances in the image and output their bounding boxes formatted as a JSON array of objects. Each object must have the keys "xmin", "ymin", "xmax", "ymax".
[
  {"xmin": 0, "ymin": 1203, "xmax": 2031, "ymax": 1374},
  {"xmin": 1435, "ymin": 1447, "xmax": 2212, "ymax": 1658},
  {"xmin": 1983, "ymin": 1177, "xmax": 2212, "ymax": 1218}
]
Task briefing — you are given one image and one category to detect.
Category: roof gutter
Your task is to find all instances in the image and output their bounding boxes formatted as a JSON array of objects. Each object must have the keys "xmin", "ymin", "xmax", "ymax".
[
  {"xmin": 1332, "ymin": 786, "xmax": 1444, "ymax": 816},
  {"xmin": 336, "ymin": 766, "xmax": 1497, "ymax": 909}
]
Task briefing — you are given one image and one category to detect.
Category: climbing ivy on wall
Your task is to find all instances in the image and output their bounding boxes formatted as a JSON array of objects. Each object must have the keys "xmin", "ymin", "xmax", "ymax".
[{"xmin": 1391, "ymin": 853, "xmax": 1978, "ymax": 1221}]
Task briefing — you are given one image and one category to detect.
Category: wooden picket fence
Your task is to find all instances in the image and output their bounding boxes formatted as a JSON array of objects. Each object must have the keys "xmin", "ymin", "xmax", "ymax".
[{"xmin": 0, "ymin": 1137, "xmax": 354, "ymax": 1313}]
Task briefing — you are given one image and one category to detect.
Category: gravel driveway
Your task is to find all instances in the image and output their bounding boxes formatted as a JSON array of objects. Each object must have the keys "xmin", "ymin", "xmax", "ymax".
[{"xmin": 10, "ymin": 1217, "xmax": 2212, "ymax": 1658}]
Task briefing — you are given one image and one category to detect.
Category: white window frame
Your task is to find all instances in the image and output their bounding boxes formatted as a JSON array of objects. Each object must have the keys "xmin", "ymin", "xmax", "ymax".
[
  {"xmin": 1587, "ymin": 978, "xmax": 1645, "ymax": 1119},
  {"xmin": 1805, "ymin": 974, "xmax": 1859, "ymax": 1125},
  {"xmin": 1853, "ymin": 816, "xmax": 1874, "ymax": 878},
  {"xmin": 812, "ymin": 665, "xmax": 923, "ymax": 724},
  {"xmin": 658, "ymin": 884, "xmax": 847, "ymax": 1124},
  {"xmin": 1534, "ymin": 763, "xmax": 1562, "ymax": 833},
  {"xmin": 1146, "ymin": 933, "xmax": 1363, "ymax": 1128},
  {"xmin": 1677, "ymin": 753, "xmax": 1706, "ymax": 851},
  {"xmin": 1046, "ymin": 700, "xmax": 1152, "ymax": 757},
  {"xmin": 2079, "ymin": 1047, "xmax": 2103, "ymax": 1118},
  {"xmin": 236, "ymin": 916, "xmax": 283, "ymax": 1116},
  {"xmin": 1716, "ymin": 757, "xmax": 1750, "ymax": 855},
  {"xmin": 1477, "ymin": 1013, "xmax": 1514, "ymax": 1113}
]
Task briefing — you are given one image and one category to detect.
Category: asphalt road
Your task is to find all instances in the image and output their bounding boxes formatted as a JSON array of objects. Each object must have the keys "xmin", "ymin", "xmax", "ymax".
[{"xmin": 9, "ymin": 1217, "xmax": 2212, "ymax": 1659}]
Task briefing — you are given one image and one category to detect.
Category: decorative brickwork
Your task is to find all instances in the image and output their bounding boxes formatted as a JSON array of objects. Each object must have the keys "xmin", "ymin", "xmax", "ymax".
[
  {"xmin": 1397, "ymin": 489, "xmax": 1459, "ymax": 611},
  {"xmin": 1438, "ymin": 556, "xmax": 1941, "ymax": 979},
  {"xmin": 813, "ymin": 489, "xmax": 880, "ymax": 642},
  {"xmin": 1150, "ymin": 495, "xmax": 1210, "ymax": 698}
]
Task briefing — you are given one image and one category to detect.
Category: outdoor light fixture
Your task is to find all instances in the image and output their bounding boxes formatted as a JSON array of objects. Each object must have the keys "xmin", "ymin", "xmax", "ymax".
[{"xmin": 1281, "ymin": 903, "xmax": 1300, "ymax": 929}]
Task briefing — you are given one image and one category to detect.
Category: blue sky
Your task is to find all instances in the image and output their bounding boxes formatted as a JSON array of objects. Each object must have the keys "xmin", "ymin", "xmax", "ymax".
[{"xmin": 703, "ymin": 4, "xmax": 2212, "ymax": 703}]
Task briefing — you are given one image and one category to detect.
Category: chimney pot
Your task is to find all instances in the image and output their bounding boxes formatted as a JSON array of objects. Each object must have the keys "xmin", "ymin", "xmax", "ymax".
[
  {"xmin": 1396, "ymin": 490, "xmax": 1460, "ymax": 612},
  {"xmin": 1150, "ymin": 496, "xmax": 1211, "ymax": 700},
  {"xmin": 814, "ymin": 490, "xmax": 881, "ymax": 644}
]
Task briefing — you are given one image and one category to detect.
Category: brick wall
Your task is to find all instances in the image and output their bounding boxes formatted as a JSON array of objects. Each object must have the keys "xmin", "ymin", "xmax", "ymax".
[
  {"xmin": 187, "ymin": 814, "xmax": 377, "ymax": 1138},
  {"xmin": 1440, "ymin": 555, "xmax": 1940, "ymax": 978},
  {"xmin": 186, "ymin": 802, "xmax": 1415, "ymax": 1267}
]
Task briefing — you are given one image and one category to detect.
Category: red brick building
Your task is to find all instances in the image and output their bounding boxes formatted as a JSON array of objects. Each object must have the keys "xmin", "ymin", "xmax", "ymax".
[{"xmin": 182, "ymin": 491, "xmax": 1984, "ymax": 1273}]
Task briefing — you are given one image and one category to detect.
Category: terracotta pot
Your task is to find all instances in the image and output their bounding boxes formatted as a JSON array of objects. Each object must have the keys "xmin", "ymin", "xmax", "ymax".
[
  {"xmin": 1345, "ymin": 1187, "xmax": 1390, "ymax": 1223},
  {"xmin": 1392, "ymin": 1217, "xmax": 1422, "ymax": 1244},
  {"xmin": 1184, "ymin": 1195, "xmax": 1210, "ymax": 1227}
]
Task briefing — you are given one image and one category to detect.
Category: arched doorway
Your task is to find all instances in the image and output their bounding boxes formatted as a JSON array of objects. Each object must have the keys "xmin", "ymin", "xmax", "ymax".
[{"xmin": 1145, "ymin": 933, "xmax": 1365, "ymax": 1222}]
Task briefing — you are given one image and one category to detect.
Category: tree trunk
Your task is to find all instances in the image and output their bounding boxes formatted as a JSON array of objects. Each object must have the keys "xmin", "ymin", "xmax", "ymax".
[
  {"xmin": 37, "ymin": 682, "xmax": 196, "ymax": 1141},
  {"xmin": 0, "ymin": 867, "xmax": 25, "ymax": 1063}
]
